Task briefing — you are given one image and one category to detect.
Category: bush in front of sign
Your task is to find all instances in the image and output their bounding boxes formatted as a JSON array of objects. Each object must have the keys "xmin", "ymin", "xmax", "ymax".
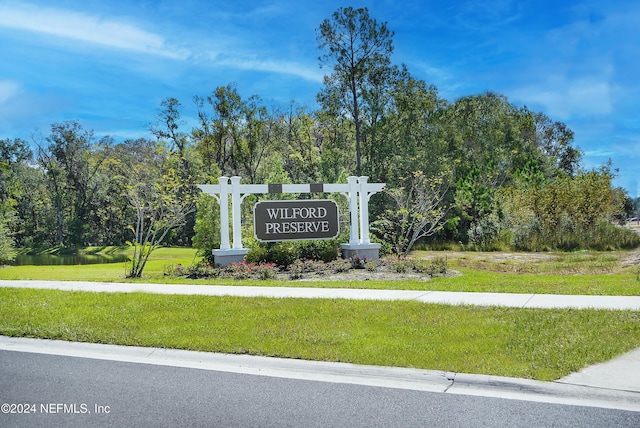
[
  {"xmin": 297, "ymin": 239, "xmax": 340, "ymax": 263},
  {"xmin": 245, "ymin": 239, "xmax": 341, "ymax": 267},
  {"xmin": 262, "ymin": 242, "xmax": 299, "ymax": 267},
  {"xmin": 244, "ymin": 239, "xmax": 296, "ymax": 267},
  {"xmin": 244, "ymin": 246, "xmax": 269, "ymax": 264}
]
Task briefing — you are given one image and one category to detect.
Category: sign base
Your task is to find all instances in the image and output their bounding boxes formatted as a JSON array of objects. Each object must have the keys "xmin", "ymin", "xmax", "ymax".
[
  {"xmin": 213, "ymin": 249, "xmax": 250, "ymax": 267},
  {"xmin": 340, "ymin": 243, "xmax": 381, "ymax": 261}
]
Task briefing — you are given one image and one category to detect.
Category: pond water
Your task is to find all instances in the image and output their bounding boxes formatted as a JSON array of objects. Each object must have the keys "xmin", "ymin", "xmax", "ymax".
[{"xmin": 12, "ymin": 254, "xmax": 130, "ymax": 266}]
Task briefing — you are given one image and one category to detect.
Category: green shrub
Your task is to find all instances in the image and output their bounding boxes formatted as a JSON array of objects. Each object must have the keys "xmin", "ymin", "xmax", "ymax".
[
  {"xmin": 268, "ymin": 242, "xmax": 299, "ymax": 267},
  {"xmin": 512, "ymin": 218, "xmax": 640, "ymax": 252},
  {"xmin": 244, "ymin": 239, "xmax": 340, "ymax": 267},
  {"xmin": 365, "ymin": 259, "xmax": 380, "ymax": 272},
  {"xmin": 164, "ymin": 261, "xmax": 219, "ymax": 279},
  {"xmin": 245, "ymin": 246, "xmax": 269, "ymax": 264},
  {"xmin": 327, "ymin": 258, "xmax": 351, "ymax": 273},
  {"xmin": 296, "ymin": 239, "xmax": 340, "ymax": 263},
  {"xmin": 370, "ymin": 234, "xmax": 392, "ymax": 256},
  {"xmin": 287, "ymin": 259, "xmax": 327, "ymax": 279},
  {"xmin": 468, "ymin": 213, "xmax": 503, "ymax": 250},
  {"xmin": 192, "ymin": 194, "xmax": 221, "ymax": 258},
  {"xmin": 389, "ymin": 257, "xmax": 411, "ymax": 273},
  {"xmin": 413, "ymin": 257, "xmax": 448, "ymax": 275},
  {"xmin": 386, "ymin": 256, "xmax": 448, "ymax": 276}
]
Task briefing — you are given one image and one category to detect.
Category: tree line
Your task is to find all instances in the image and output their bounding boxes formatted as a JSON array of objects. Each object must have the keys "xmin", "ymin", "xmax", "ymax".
[{"xmin": 1, "ymin": 7, "xmax": 637, "ymax": 266}]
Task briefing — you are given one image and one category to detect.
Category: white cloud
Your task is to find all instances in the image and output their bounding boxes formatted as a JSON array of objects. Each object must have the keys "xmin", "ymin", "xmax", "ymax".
[
  {"xmin": 584, "ymin": 148, "xmax": 616, "ymax": 157},
  {"xmin": 513, "ymin": 76, "xmax": 613, "ymax": 120},
  {"xmin": 0, "ymin": 2, "xmax": 322, "ymax": 83},
  {"xmin": 216, "ymin": 57, "xmax": 324, "ymax": 83},
  {"xmin": 453, "ymin": 0, "xmax": 523, "ymax": 31},
  {"xmin": 0, "ymin": 80, "xmax": 20, "ymax": 104},
  {"xmin": 0, "ymin": 2, "xmax": 187, "ymax": 59}
]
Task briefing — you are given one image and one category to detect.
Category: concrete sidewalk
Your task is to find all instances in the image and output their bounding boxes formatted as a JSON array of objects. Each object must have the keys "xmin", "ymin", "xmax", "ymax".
[
  {"xmin": 1, "ymin": 280, "xmax": 639, "ymax": 411},
  {"xmin": 2, "ymin": 279, "xmax": 640, "ymax": 310}
]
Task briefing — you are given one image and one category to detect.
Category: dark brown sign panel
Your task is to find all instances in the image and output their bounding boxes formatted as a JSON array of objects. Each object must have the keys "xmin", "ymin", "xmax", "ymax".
[{"xmin": 254, "ymin": 200, "xmax": 339, "ymax": 242}]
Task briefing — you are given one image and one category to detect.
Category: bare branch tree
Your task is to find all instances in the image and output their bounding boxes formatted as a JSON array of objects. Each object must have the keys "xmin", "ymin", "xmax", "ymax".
[
  {"xmin": 117, "ymin": 141, "xmax": 196, "ymax": 278},
  {"xmin": 373, "ymin": 171, "xmax": 450, "ymax": 255}
]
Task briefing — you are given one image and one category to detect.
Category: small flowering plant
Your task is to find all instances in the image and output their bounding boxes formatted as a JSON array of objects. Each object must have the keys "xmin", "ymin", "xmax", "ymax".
[
  {"xmin": 164, "ymin": 254, "xmax": 447, "ymax": 281},
  {"xmin": 327, "ymin": 258, "xmax": 352, "ymax": 273},
  {"xmin": 221, "ymin": 261, "xmax": 278, "ymax": 280},
  {"xmin": 350, "ymin": 255, "xmax": 367, "ymax": 269},
  {"xmin": 165, "ymin": 260, "xmax": 278, "ymax": 280},
  {"xmin": 288, "ymin": 259, "xmax": 327, "ymax": 279}
]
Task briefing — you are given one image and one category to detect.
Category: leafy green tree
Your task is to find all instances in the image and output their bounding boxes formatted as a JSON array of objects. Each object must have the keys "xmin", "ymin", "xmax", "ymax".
[
  {"xmin": 314, "ymin": 109, "xmax": 354, "ymax": 183},
  {"xmin": 0, "ymin": 138, "xmax": 32, "ymax": 225},
  {"xmin": 280, "ymin": 103, "xmax": 322, "ymax": 184},
  {"xmin": 10, "ymin": 163, "xmax": 51, "ymax": 247},
  {"xmin": 359, "ymin": 59, "xmax": 402, "ymax": 181},
  {"xmin": 194, "ymin": 84, "xmax": 245, "ymax": 176},
  {"xmin": 442, "ymin": 93, "xmax": 546, "ymax": 240},
  {"xmin": 531, "ymin": 111, "xmax": 581, "ymax": 177},
  {"xmin": 0, "ymin": 214, "xmax": 14, "ymax": 262},
  {"xmin": 317, "ymin": 6, "xmax": 394, "ymax": 175},
  {"xmin": 152, "ymin": 98, "xmax": 188, "ymax": 154},
  {"xmin": 88, "ymin": 143, "xmax": 137, "ymax": 245},
  {"xmin": 192, "ymin": 194, "xmax": 221, "ymax": 260},
  {"xmin": 0, "ymin": 138, "xmax": 29, "ymax": 259},
  {"xmin": 236, "ymin": 95, "xmax": 278, "ymax": 184},
  {"xmin": 0, "ymin": 138, "xmax": 31, "ymax": 165},
  {"xmin": 152, "ymin": 97, "xmax": 204, "ymax": 245},
  {"xmin": 195, "ymin": 85, "xmax": 282, "ymax": 184},
  {"xmin": 37, "ymin": 121, "xmax": 110, "ymax": 246},
  {"xmin": 382, "ymin": 72, "xmax": 449, "ymax": 184}
]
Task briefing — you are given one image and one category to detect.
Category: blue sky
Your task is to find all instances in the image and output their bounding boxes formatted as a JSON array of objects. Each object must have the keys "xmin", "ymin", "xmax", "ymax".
[{"xmin": 0, "ymin": 0, "xmax": 638, "ymax": 195}]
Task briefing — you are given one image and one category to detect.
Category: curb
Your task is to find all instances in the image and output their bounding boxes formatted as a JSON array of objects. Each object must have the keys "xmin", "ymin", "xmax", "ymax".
[{"xmin": 1, "ymin": 336, "xmax": 639, "ymax": 412}]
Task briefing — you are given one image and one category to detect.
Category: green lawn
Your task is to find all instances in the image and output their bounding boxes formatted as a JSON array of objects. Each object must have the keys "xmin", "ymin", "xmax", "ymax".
[
  {"xmin": 0, "ymin": 247, "xmax": 199, "ymax": 282},
  {"xmin": 2, "ymin": 247, "xmax": 639, "ymax": 380},
  {"xmin": 1, "ymin": 287, "xmax": 638, "ymax": 381},
  {"xmin": 2, "ymin": 247, "xmax": 640, "ymax": 296}
]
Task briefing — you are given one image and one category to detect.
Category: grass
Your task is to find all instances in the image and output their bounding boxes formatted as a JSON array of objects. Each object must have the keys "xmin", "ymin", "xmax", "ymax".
[
  {"xmin": 436, "ymin": 251, "xmax": 624, "ymax": 274},
  {"xmin": 429, "ymin": 269, "xmax": 640, "ymax": 295},
  {"xmin": 1, "ymin": 287, "xmax": 639, "ymax": 381},
  {"xmin": 0, "ymin": 247, "xmax": 200, "ymax": 282},
  {"xmin": 2, "ymin": 247, "xmax": 640, "ymax": 296},
  {"xmin": 2, "ymin": 247, "xmax": 639, "ymax": 381}
]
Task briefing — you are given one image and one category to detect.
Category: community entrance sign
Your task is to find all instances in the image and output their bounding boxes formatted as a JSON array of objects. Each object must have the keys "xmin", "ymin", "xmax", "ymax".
[
  {"xmin": 198, "ymin": 176, "xmax": 385, "ymax": 266},
  {"xmin": 254, "ymin": 200, "xmax": 339, "ymax": 242}
]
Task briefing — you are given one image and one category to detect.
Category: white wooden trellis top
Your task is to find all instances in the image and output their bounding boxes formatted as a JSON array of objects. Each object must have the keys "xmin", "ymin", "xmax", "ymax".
[{"xmin": 197, "ymin": 176, "xmax": 385, "ymax": 264}]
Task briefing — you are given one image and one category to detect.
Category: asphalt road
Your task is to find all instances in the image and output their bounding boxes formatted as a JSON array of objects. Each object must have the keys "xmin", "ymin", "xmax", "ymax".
[{"xmin": 1, "ymin": 350, "xmax": 639, "ymax": 428}]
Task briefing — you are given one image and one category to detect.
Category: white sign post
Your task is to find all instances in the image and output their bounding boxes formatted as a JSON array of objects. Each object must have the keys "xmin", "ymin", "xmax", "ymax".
[{"xmin": 198, "ymin": 176, "xmax": 385, "ymax": 266}]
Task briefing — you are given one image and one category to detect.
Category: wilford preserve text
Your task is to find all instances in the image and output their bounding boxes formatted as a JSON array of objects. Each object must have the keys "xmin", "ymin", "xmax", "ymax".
[{"xmin": 254, "ymin": 200, "xmax": 339, "ymax": 242}]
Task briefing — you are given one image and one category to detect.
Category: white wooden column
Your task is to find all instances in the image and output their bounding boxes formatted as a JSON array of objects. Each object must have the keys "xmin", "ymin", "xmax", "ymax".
[
  {"xmin": 230, "ymin": 176, "xmax": 243, "ymax": 250},
  {"xmin": 347, "ymin": 176, "xmax": 360, "ymax": 244},
  {"xmin": 358, "ymin": 176, "xmax": 371, "ymax": 244},
  {"xmin": 218, "ymin": 176, "xmax": 231, "ymax": 250}
]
